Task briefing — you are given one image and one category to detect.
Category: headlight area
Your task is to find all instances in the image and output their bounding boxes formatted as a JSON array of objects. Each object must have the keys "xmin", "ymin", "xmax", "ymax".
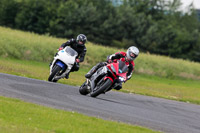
[{"xmin": 118, "ymin": 76, "xmax": 125, "ymax": 82}]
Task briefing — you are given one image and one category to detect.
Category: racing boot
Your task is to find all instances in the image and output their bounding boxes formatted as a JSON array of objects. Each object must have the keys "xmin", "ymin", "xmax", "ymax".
[
  {"xmin": 85, "ymin": 66, "xmax": 98, "ymax": 78},
  {"xmin": 65, "ymin": 73, "xmax": 70, "ymax": 79}
]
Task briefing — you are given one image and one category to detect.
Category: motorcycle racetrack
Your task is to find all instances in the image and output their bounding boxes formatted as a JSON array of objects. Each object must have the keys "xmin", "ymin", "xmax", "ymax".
[{"xmin": 0, "ymin": 73, "xmax": 200, "ymax": 133}]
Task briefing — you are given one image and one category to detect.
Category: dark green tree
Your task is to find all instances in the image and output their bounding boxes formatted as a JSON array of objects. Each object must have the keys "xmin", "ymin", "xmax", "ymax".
[
  {"xmin": 0, "ymin": 0, "xmax": 19, "ymax": 27},
  {"xmin": 15, "ymin": 0, "xmax": 55, "ymax": 34}
]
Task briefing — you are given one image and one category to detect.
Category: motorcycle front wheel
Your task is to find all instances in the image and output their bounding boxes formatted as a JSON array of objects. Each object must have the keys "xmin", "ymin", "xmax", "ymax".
[
  {"xmin": 79, "ymin": 81, "xmax": 90, "ymax": 95},
  {"xmin": 48, "ymin": 65, "xmax": 62, "ymax": 82},
  {"xmin": 90, "ymin": 78, "xmax": 112, "ymax": 97}
]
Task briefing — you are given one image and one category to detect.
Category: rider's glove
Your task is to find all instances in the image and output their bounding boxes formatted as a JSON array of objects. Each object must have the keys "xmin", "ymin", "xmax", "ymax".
[{"xmin": 59, "ymin": 47, "xmax": 63, "ymax": 51}]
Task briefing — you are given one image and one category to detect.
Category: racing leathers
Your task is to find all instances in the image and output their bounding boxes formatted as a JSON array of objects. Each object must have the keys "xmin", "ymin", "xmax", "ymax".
[
  {"xmin": 60, "ymin": 38, "xmax": 87, "ymax": 64},
  {"xmin": 107, "ymin": 51, "xmax": 134, "ymax": 80}
]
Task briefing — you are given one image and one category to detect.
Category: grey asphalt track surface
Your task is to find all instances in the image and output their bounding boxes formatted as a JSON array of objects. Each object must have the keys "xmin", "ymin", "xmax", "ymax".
[{"xmin": 0, "ymin": 73, "xmax": 200, "ymax": 133}]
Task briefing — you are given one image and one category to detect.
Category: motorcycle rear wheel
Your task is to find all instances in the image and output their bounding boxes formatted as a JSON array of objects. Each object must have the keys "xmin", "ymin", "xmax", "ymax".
[
  {"xmin": 90, "ymin": 78, "xmax": 112, "ymax": 97},
  {"xmin": 48, "ymin": 65, "xmax": 62, "ymax": 82}
]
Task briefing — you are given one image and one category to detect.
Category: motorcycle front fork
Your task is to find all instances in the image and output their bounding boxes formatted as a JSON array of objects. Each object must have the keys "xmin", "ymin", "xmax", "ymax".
[{"xmin": 86, "ymin": 79, "xmax": 91, "ymax": 92}]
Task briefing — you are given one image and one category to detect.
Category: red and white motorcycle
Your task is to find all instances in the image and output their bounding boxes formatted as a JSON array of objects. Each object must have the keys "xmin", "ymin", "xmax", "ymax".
[{"xmin": 79, "ymin": 60, "xmax": 128, "ymax": 97}]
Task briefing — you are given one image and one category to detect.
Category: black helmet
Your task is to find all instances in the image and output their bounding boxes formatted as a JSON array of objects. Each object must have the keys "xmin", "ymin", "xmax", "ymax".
[{"xmin": 76, "ymin": 34, "xmax": 87, "ymax": 46}]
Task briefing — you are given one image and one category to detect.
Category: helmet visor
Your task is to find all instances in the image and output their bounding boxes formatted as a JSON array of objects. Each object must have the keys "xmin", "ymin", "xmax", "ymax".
[
  {"xmin": 78, "ymin": 40, "xmax": 84, "ymax": 45},
  {"xmin": 130, "ymin": 53, "xmax": 136, "ymax": 58}
]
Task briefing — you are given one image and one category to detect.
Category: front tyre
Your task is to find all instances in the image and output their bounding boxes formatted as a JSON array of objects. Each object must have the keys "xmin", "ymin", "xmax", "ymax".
[
  {"xmin": 79, "ymin": 81, "xmax": 90, "ymax": 95},
  {"xmin": 48, "ymin": 65, "xmax": 62, "ymax": 82},
  {"xmin": 90, "ymin": 78, "xmax": 112, "ymax": 97}
]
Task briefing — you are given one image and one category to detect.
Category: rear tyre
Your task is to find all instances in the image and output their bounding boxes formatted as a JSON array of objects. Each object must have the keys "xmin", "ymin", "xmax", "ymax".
[
  {"xmin": 52, "ymin": 79, "xmax": 58, "ymax": 82},
  {"xmin": 48, "ymin": 65, "xmax": 62, "ymax": 82},
  {"xmin": 79, "ymin": 81, "xmax": 90, "ymax": 95},
  {"xmin": 90, "ymin": 78, "xmax": 112, "ymax": 97}
]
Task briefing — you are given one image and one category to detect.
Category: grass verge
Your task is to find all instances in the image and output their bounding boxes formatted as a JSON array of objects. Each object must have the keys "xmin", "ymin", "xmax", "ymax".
[{"xmin": 0, "ymin": 96, "xmax": 159, "ymax": 133}]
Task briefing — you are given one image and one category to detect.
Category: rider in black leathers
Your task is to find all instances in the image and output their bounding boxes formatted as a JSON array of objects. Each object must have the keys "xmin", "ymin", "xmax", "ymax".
[{"xmin": 57, "ymin": 34, "xmax": 87, "ymax": 79}]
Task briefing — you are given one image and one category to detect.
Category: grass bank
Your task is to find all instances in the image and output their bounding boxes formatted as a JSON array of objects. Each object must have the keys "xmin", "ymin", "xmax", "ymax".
[{"xmin": 0, "ymin": 26, "xmax": 200, "ymax": 80}]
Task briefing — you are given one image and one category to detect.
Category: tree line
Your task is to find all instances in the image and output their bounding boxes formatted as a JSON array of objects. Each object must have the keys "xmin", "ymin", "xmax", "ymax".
[{"xmin": 0, "ymin": 0, "xmax": 200, "ymax": 62}]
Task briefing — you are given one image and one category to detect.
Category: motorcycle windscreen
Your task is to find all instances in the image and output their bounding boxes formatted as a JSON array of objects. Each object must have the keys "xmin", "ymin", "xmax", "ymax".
[
  {"xmin": 118, "ymin": 60, "xmax": 128, "ymax": 73},
  {"xmin": 65, "ymin": 46, "xmax": 78, "ymax": 57}
]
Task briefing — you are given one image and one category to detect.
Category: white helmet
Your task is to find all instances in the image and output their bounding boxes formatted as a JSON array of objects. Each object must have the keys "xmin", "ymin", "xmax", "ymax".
[{"xmin": 126, "ymin": 46, "xmax": 139, "ymax": 61}]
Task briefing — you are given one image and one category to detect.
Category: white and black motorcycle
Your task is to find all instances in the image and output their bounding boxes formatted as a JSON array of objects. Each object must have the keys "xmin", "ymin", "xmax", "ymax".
[{"xmin": 48, "ymin": 46, "xmax": 78, "ymax": 82}]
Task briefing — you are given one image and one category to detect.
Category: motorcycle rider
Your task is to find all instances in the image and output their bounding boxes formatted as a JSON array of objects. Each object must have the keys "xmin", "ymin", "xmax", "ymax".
[
  {"xmin": 57, "ymin": 34, "xmax": 87, "ymax": 79},
  {"xmin": 85, "ymin": 46, "xmax": 139, "ymax": 90}
]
